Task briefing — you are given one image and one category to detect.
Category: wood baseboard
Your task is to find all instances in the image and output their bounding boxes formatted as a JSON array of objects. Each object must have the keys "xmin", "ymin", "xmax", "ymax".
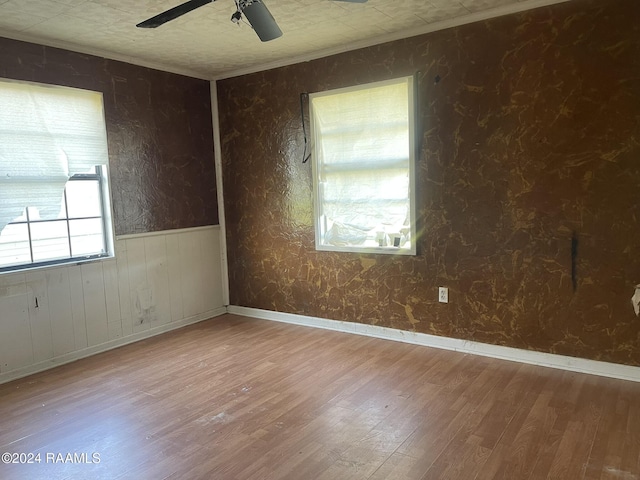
[{"xmin": 227, "ymin": 305, "xmax": 640, "ymax": 383}]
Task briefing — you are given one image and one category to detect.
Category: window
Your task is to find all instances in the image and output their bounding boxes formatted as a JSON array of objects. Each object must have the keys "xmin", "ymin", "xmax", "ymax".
[
  {"xmin": 0, "ymin": 78, "xmax": 113, "ymax": 272},
  {"xmin": 310, "ymin": 76, "xmax": 416, "ymax": 255}
]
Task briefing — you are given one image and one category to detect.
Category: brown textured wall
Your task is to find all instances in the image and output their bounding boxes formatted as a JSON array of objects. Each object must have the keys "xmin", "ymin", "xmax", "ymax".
[
  {"xmin": 0, "ymin": 37, "xmax": 218, "ymax": 235},
  {"xmin": 219, "ymin": 0, "xmax": 640, "ymax": 365}
]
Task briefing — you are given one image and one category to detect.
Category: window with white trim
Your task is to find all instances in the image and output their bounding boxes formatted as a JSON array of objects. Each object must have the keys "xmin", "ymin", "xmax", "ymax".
[
  {"xmin": 310, "ymin": 76, "xmax": 416, "ymax": 255},
  {"xmin": 0, "ymin": 78, "xmax": 114, "ymax": 272}
]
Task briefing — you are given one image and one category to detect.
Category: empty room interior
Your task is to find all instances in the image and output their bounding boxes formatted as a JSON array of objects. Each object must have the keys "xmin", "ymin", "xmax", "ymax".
[{"xmin": 0, "ymin": 0, "xmax": 639, "ymax": 478}]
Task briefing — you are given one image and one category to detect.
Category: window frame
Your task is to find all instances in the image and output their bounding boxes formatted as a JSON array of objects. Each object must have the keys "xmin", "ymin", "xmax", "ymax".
[
  {"xmin": 0, "ymin": 166, "xmax": 113, "ymax": 273},
  {"xmin": 310, "ymin": 76, "xmax": 417, "ymax": 256},
  {"xmin": 0, "ymin": 78, "xmax": 115, "ymax": 274}
]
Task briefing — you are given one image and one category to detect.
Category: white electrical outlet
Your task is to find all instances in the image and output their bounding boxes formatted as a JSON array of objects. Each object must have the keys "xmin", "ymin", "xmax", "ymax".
[{"xmin": 439, "ymin": 287, "xmax": 448, "ymax": 303}]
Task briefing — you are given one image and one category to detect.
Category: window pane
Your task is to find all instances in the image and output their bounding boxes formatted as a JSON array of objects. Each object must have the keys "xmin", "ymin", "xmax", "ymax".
[
  {"xmin": 25, "ymin": 195, "xmax": 66, "ymax": 221},
  {"xmin": 30, "ymin": 220, "xmax": 70, "ymax": 262},
  {"xmin": 70, "ymin": 218, "xmax": 104, "ymax": 256},
  {"xmin": 66, "ymin": 179, "xmax": 102, "ymax": 218},
  {"xmin": 12, "ymin": 208, "xmax": 28, "ymax": 223},
  {"xmin": 27, "ymin": 206, "xmax": 40, "ymax": 221},
  {"xmin": 0, "ymin": 223, "xmax": 31, "ymax": 267}
]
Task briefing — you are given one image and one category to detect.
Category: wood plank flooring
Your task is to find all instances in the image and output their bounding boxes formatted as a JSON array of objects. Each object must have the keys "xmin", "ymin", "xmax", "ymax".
[{"xmin": 0, "ymin": 313, "xmax": 639, "ymax": 480}]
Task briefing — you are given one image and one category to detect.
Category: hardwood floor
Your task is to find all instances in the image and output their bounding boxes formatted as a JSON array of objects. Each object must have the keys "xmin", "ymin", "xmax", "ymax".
[{"xmin": 0, "ymin": 313, "xmax": 639, "ymax": 480}]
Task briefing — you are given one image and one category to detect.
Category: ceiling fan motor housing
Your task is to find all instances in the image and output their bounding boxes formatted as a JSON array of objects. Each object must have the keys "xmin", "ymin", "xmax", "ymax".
[{"xmin": 240, "ymin": 0, "xmax": 282, "ymax": 42}]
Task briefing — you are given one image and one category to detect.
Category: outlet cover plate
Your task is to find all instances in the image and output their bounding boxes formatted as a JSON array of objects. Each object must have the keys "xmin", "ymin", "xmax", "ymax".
[{"xmin": 439, "ymin": 287, "xmax": 448, "ymax": 303}]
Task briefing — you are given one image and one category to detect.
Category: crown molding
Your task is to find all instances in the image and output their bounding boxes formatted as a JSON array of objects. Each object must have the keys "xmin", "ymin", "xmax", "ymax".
[{"xmin": 0, "ymin": 30, "xmax": 210, "ymax": 80}]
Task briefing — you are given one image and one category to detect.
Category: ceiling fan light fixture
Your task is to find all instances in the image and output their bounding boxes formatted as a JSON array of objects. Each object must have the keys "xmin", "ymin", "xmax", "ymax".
[
  {"xmin": 240, "ymin": 0, "xmax": 282, "ymax": 42},
  {"xmin": 230, "ymin": 9, "xmax": 242, "ymax": 23}
]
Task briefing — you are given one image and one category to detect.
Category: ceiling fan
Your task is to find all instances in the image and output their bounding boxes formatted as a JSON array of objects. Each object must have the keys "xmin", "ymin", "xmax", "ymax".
[{"xmin": 136, "ymin": 0, "xmax": 368, "ymax": 42}]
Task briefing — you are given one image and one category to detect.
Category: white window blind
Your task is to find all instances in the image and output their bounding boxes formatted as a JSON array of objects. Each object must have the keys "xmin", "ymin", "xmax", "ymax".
[
  {"xmin": 311, "ymin": 76, "xmax": 416, "ymax": 254},
  {"xmin": 0, "ymin": 79, "xmax": 109, "ymax": 233}
]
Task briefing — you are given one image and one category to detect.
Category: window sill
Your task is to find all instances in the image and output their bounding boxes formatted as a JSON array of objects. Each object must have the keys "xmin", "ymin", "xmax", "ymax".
[
  {"xmin": 316, "ymin": 244, "xmax": 416, "ymax": 256},
  {"xmin": 0, "ymin": 254, "xmax": 115, "ymax": 276}
]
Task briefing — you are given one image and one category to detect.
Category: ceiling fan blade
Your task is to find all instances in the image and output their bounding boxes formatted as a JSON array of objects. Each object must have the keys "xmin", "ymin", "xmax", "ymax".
[
  {"xmin": 242, "ymin": 1, "xmax": 282, "ymax": 42},
  {"xmin": 137, "ymin": 0, "xmax": 213, "ymax": 28}
]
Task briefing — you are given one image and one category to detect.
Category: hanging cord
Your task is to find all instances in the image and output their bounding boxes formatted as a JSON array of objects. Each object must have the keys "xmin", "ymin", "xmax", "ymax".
[
  {"xmin": 300, "ymin": 92, "xmax": 311, "ymax": 164},
  {"xmin": 414, "ymin": 71, "xmax": 422, "ymax": 160}
]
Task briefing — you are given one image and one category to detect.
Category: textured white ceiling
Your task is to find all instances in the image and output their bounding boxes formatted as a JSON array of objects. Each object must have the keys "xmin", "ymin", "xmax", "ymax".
[{"xmin": 0, "ymin": 0, "xmax": 567, "ymax": 79}]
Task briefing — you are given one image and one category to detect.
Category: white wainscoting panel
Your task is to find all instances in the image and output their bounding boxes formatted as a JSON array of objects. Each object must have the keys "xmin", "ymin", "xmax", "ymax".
[
  {"xmin": 0, "ymin": 273, "xmax": 33, "ymax": 373},
  {"xmin": 0, "ymin": 226, "xmax": 226, "ymax": 384}
]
